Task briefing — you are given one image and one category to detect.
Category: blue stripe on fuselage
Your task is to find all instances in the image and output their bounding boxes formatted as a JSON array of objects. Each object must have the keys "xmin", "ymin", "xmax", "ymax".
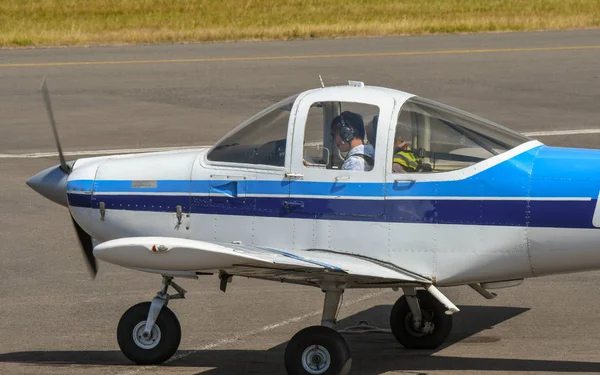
[
  {"xmin": 69, "ymin": 177, "xmax": 599, "ymax": 199},
  {"xmin": 68, "ymin": 193, "xmax": 598, "ymax": 229}
]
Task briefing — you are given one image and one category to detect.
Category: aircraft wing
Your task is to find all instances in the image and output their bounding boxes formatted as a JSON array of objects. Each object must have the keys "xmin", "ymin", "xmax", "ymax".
[{"xmin": 93, "ymin": 237, "xmax": 430, "ymax": 287}]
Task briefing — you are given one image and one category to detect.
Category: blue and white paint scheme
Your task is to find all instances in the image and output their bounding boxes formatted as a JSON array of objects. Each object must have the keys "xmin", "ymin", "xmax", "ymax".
[{"xmin": 27, "ymin": 81, "xmax": 600, "ymax": 373}]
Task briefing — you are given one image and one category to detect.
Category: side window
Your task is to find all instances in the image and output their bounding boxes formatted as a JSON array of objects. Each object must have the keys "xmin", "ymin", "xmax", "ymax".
[
  {"xmin": 303, "ymin": 101, "xmax": 379, "ymax": 172},
  {"xmin": 207, "ymin": 96, "xmax": 296, "ymax": 167},
  {"xmin": 392, "ymin": 97, "xmax": 528, "ymax": 173}
]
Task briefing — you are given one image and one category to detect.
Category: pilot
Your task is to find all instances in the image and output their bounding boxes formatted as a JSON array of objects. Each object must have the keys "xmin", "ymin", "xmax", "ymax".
[{"xmin": 330, "ymin": 111, "xmax": 374, "ymax": 171}]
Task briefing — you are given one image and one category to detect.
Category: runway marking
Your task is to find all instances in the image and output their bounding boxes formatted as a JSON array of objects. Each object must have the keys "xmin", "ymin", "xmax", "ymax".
[
  {"xmin": 1, "ymin": 45, "xmax": 600, "ymax": 68},
  {"xmin": 2, "ymin": 128, "xmax": 599, "ymax": 159},
  {"xmin": 117, "ymin": 289, "xmax": 389, "ymax": 375},
  {"xmin": 0, "ymin": 145, "xmax": 205, "ymax": 158},
  {"xmin": 521, "ymin": 129, "xmax": 600, "ymax": 137}
]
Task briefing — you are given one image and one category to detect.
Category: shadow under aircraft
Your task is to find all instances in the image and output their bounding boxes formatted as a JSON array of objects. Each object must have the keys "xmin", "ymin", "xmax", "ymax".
[{"xmin": 3, "ymin": 303, "xmax": 600, "ymax": 374}]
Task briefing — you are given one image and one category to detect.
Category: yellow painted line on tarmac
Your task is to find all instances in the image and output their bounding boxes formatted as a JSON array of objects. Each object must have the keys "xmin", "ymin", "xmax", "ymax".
[{"xmin": 1, "ymin": 45, "xmax": 600, "ymax": 68}]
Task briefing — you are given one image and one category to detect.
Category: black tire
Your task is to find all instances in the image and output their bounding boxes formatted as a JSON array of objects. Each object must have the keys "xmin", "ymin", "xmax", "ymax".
[
  {"xmin": 117, "ymin": 301, "xmax": 181, "ymax": 365},
  {"xmin": 390, "ymin": 290, "xmax": 452, "ymax": 349},
  {"xmin": 284, "ymin": 326, "xmax": 352, "ymax": 375}
]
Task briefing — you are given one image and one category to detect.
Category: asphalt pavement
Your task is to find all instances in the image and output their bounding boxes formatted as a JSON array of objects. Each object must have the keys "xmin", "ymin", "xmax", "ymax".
[{"xmin": 1, "ymin": 29, "xmax": 600, "ymax": 374}]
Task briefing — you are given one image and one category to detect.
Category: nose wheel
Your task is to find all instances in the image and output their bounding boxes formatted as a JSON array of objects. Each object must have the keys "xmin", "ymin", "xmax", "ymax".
[
  {"xmin": 117, "ymin": 276, "xmax": 186, "ymax": 365},
  {"xmin": 117, "ymin": 301, "xmax": 182, "ymax": 365}
]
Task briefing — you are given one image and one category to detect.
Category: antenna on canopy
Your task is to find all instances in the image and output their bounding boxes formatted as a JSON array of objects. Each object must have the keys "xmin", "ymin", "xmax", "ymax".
[{"xmin": 318, "ymin": 75, "xmax": 325, "ymax": 88}]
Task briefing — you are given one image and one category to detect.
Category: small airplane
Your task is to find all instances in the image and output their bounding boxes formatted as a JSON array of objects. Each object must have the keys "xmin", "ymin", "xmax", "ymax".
[{"xmin": 27, "ymin": 79, "xmax": 600, "ymax": 375}]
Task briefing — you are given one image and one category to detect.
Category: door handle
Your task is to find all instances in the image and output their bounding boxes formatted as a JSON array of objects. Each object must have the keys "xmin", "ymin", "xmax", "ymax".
[
  {"xmin": 392, "ymin": 178, "xmax": 416, "ymax": 191},
  {"xmin": 283, "ymin": 200, "xmax": 304, "ymax": 210}
]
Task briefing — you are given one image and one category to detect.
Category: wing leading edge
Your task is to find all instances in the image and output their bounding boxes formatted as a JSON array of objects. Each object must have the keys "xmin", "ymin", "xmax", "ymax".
[{"xmin": 93, "ymin": 237, "xmax": 430, "ymax": 287}]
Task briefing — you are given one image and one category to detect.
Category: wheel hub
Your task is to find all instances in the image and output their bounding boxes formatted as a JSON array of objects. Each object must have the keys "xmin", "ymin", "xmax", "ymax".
[
  {"xmin": 133, "ymin": 321, "xmax": 162, "ymax": 349},
  {"xmin": 405, "ymin": 312, "xmax": 435, "ymax": 336},
  {"xmin": 301, "ymin": 345, "xmax": 331, "ymax": 374}
]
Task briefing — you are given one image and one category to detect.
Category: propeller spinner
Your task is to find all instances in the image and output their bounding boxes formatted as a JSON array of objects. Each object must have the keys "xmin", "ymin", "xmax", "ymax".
[{"xmin": 26, "ymin": 78, "xmax": 97, "ymax": 277}]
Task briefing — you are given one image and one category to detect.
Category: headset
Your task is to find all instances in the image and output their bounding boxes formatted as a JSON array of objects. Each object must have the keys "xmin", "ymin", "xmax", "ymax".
[{"xmin": 337, "ymin": 114, "xmax": 356, "ymax": 144}]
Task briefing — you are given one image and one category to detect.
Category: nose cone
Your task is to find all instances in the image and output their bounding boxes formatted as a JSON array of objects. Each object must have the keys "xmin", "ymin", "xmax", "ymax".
[{"xmin": 26, "ymin": 164, "xmax": 70, "ymax": 206}]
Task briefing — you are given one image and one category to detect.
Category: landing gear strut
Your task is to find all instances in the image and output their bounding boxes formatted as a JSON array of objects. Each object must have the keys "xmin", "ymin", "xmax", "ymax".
[
  {"xmin": 389, "ymin": 288, "xmax": 453, "ymax": 349},
  {"xmin": 117, "ymin": 276, "xmax": 186, "ymax": 364},
  {"xmin": 285, "ymin": 288, "xmax": 352, "ymax": 375}
]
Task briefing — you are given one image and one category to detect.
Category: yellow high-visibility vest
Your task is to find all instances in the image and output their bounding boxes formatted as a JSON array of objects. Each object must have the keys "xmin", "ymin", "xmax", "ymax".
[{"xmin": 393, "ymin": 148, "xmax": 421, "ymax": 172}]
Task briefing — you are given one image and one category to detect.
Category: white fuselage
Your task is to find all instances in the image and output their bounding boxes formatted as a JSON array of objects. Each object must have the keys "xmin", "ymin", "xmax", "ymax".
[{"xmin": 67, "ymin": 141, "xmax": 600, "ymax": 287}]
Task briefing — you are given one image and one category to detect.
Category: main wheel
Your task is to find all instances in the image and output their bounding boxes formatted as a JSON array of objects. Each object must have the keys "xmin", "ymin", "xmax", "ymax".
[
  {"xmin": 284, "ymin": 326, "xmax": 352, "ymax": 375},
  {"xmin": 390, "ymin": 290, "xmax": 452, "ymax": 349},
  {"xmin": 117, "ymin": 301, "xmax": 181, "ymax": 365}
]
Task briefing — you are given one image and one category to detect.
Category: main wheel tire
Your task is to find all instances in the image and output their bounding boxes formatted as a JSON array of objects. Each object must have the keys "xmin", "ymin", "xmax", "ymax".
[
  {"xmin": 284, "ymin": 325, "xmax": 352, "ymax": 375},
  {"xmin": 390, "ymin": 290, "xmax": 452, "ymax": 349},
  {"xmin": 117, "ymin": 301, "xmax": 181, "ymax": 365}
]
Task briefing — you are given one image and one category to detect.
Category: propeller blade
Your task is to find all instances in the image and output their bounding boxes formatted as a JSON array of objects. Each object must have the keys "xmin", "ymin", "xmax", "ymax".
[
  {"xmin": 40, "ymin": 78, "xmax": 71, "ymax": 174},
  {"xmin": 71, "ymin": 215, "xmax": 97, "ymax": 277}
]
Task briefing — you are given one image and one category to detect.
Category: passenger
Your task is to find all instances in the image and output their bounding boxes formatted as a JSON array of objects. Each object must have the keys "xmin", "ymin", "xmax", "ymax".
[
  {"xmin": 330, "ymin": 111, "xmax": 374, "ymax": 171},
  {"xmin": 392, "ymin": 132, "xmax": 421, "ymax": 173},
  {"xmin": 370, "ymin": 115, "xmax": 421, "ymax": 173}
]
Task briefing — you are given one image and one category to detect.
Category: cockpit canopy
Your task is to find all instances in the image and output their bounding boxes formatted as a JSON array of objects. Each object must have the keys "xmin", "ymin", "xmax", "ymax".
[{"xmin": 207, "ymin": 88, "xmax": 530, "ymax": 173}]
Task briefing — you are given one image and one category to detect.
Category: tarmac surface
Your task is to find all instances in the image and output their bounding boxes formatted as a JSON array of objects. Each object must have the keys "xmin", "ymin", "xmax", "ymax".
[{"xmin": 1, "ymin": 30, "xmax": 600, "ymax": 374}]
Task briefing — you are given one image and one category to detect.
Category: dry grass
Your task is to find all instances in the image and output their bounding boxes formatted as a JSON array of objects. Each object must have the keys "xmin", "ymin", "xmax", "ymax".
[{"xmin": 1, "ymin": 0, "xmax": 600, "ymax": 48}]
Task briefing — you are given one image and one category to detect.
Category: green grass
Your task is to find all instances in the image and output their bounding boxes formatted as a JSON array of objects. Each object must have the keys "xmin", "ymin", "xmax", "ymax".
[{"xmin": 1, "ymin": 0, "xmax": 600, "ymax": 48}]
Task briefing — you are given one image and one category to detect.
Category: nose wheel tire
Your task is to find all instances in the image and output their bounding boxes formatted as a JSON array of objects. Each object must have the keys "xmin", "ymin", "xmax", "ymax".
[
  {"xmin": 117, "ymin": 302, "xmax": 181, "ymax": 365},
  {"xmin": 285, "ymin": 326, "xmax": 352, "ymax": 375},
  {"xmin": 390, "ymin": 290, "xmax": 452, "ymax": 349}
]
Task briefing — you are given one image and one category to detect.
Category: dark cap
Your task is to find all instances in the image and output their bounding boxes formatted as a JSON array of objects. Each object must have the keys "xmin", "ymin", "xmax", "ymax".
[{"xmin": 331, "ymin": 111, "xmax": 365, "ymax": 141}]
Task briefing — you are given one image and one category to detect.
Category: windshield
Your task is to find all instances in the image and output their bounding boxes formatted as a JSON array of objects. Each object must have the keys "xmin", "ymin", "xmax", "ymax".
[{"xmin": 207, "ymin": 94, "xmax": 298, "ymax": 167}]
